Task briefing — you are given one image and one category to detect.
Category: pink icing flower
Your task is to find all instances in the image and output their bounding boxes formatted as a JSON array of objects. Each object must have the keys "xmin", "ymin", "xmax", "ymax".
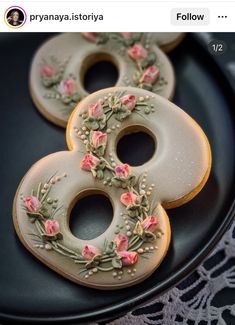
[
  {"xmin": 81, "ymin": 32, "xmax": 98, "ymax": 42},
  {"xmin": 80, "ymin": 154, "xmax": 100, "ymax": 171},
  {"xmin": 44, "ymin": 220, "xmax": 60, "ymax": 235},
  {"xmin": 120, "ymin": 192, "xmax": 138, "ymax": 206},
  {"xmin": 40, "ymin": 64, "xmax": 55, "ymax": 78},
  {"xmin": 120, "ymin": 32, "xmax": 133, "ymax": 39},
  {"xmin": 120, "ymin": 94, "xmax": 137, "ymax": 111},
  {"xmin": 88, "ymin": 101, "xmax": 104, "ymax": 119},
  {"xmin": 91, "ymin": 131, "xmax": 107, "ymax": 149},
  {"xmin": 115, "ymin": 163, "xmax": 131, "ymax": 178},
  {"xmin": 24, "ymin": 196, "xmax": 42, "ymax": 213},
  {"xmin": 141, "ymin": 215, "xmax": 159, "ymax": 232},
  {"xmin": 82, "ymin": 244, "xmax": 101, "ymax": 260},
  {"xmin": 139, "ymin": 65, "xmax": 159, "ymax": 85},
  {"xmin": 58, "ymin": 79, "xmax": 76, "ymax": 96},
  {"xmin": 114, "ymin": 233, "xmax": 129, "ymax": 251},
  {"xmin": 118, "ymin": 251, "xmax": 138, "ymax": 266},
  {"xmin": 128, "ymin": 43, "xmax": 148, "ymax": 61}
]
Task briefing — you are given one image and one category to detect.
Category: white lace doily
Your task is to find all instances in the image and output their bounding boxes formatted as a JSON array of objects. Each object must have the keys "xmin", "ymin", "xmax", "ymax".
[{"xmin": 93, "ymin": 219, "xmax": 235, "ymax": 325}]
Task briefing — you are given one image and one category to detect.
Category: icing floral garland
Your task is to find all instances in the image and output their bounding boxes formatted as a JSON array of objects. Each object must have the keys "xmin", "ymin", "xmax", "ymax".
[
  {"xmin": 22, "ymin": 92, "xmax": 163, "ymax": 279},
  {"xmin": 82, "ymin": 32, "xmax": 163, "ymax": 91},
  {"xmin": 40, "ymin": 56, "xmax": 80, "ymax": 111},
  {"xmin": 40, "ymin": 33, "xmax": 167, "ymax": 116}
]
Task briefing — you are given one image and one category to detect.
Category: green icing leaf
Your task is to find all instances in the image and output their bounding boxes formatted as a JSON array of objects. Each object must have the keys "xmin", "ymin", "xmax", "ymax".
[
  {"xmin": 85, "ymin": 142, "xmax": 92, "ymax": 152},
  {"xmin": 42, "ymin": 78, "xmax": 54, "ymax": 88},
  {"xmin": 114, "ymin": 111, "xmax": 130, "ymax": 121},
  {"xmin": 128, "ymin": 175, "xmax": 137, "ymax": 187},
  {"xmin": 27, "ymin": 212, "xmax": 44, "ymax": 221},
  {"xmin": 41, "ymin": 232, "xmax": 63, "ymax": 242},
  {"xmin": 144, "ymin": 107, "xmax": 151, "ymax": 114},
  {"xmin": 97, "ymin": 33, "xmax": 109, "ymax": 45},
  {"xmin": 98, "ymin": 117, "xmax": 107, "ymax": 130},
  {"xmin": 111, "ymin": 257, "xmax": 122, "ymax": 269},
  {"xmin": 105, "ymin": 241, "xmax": 115, "ymax": 254},
  {"xmin": 56, "ymin": 233, "xmax": 63, "ymax": 240},
  {"xmin": 140, "ymin": 59, "xmax": 150, "ymax": 69},
  {"xmin": 124, "ymin": 38, "xmax": 135, "ymax": 47},
  {"xmin": 61, "ymin": 95, "xmax": 72, "ymax": 104},
  {"xmin": 72, "ymin": 93, "xmax": 80, "ymax": 102},
  {"xmin": 96, "ymin": 170, "xmax": 104, "ymax": 180},
  {"xmin": 121, "ymin": 181, "xmax": 128, "ymax": 189},
  {"xmin": 111, "ymin": 178, "xmax": 122, "ymax": 188},
  {"xmin": 147, "ymin": 52, "xmax": 157, "ymax": 65},
  {"xmin": 132, "ymin": 71, "xmax": 141, "ymax": 84},
  {"xmin": 140, "ymin": 194, "xmax": 149, "ymax": 207},
  {"xmin": 98, "ymin": 160, "xmax": 107, "ymax": 170},
  {"xmin": 140, "ymin": 52, "xmax": 157, "ymax": 69},
  {"xmin": 133, "ymin": 33, "xmax": 142, "ymax": 42},
  {"xmin": 143, "ymin": 231, "xmax": 156, "ymax": 242},
  {"xmin": 95, "ymin": 146, "xmax": 105, "ymax": 157},
  {"xmin": 111, "ymin": 175, "xmax": 136, "ymax": 189},
  {"xmin": 84, "ymin": 118, "xmax": 100, "ymax": 130},
  {"xmin": 127, "ymin": 208, "xmax": 139, "ymax": 218},
  {"xmin": 139, "ymin": 83, "xmax": 153, "ymax": 91},
  {"xmin": 39, "ymin": 206, "xmax": 50, "ymax": 218}
]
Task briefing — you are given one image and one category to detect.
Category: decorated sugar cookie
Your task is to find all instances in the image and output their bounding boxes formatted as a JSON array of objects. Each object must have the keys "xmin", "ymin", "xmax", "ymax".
[
  {"xmin": 30, "ymin": 33, "xmax": 177, "ymax": 127},
  {"xmin": 13, "ymin": 87, "xmax": 211, "ymax": 289}
]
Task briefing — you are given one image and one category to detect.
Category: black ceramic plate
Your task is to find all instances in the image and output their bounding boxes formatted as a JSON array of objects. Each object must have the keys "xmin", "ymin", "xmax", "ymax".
[{"xmin": 0, "ymin": 33, "xmax": 235, "ymax": 324}]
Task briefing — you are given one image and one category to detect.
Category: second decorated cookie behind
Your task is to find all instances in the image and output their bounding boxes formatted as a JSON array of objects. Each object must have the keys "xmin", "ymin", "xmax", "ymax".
[{"xmin": 30, "ymin": 33, "xmax": 177, "ymax": 127}]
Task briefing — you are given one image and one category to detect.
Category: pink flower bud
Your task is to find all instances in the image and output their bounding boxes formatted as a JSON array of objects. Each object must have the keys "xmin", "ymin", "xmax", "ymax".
[
  {"xmin": 115, "ymin": 164, "xmax": 131, "ymax": 178},
  {"xmin": 80, "ymin": 154, "xmax": 100, "ymax": 171},
  {"xmin": 58, "ymin": 79, "xmax": 76, "ymax": 96},
  {"xmin": 141, "ymin": 215, "xmax": 159, "ymax": 232},
  {"xmin": 81, "ymin": 32, "xmax": 98, "ymax": 42},
  {"xmin": 91, "ymin": 131, "xmax": 107, "ymax": 149},
  {"xmin": 120, "ymin": 94, "xmax": 137, "ymax": 111},
  {"xmin": 40, "ymin": 64, "xmax": 55, "ymax": 78},
  {"xmin": 128, "ymin": 43, "xmax": 148, "ymax": 61},
  {"xmin": 118, "ymin": 251, "xmax": 138, "ymax": 266},
  {"xmin": 120, "ymin": 32, "xmax": 133, "ymax": 39},
  {"xmin": 82, "ymin": 244, "xmax": 101, "ymax": 260},
  {"xmin": 88, "ymin": 101, "xmax": 104, "ymax": 118},
  {"xmin": 114, "ymin": 233, "xmax": 129, "ymax": 251},
  {"xmin": 139, "ymin": 65, "xmax": 159, "ymax": 85},
  {"xmin": 24, "ymin": 196, "xmax": 42, "ymax": 213},
  {"xmin": 120, "ymin": 192, "xmax": 138, "ymax": 206},
  {"xmin": 44, "ymin": 219, "xmax": 60, "ymax": 235}
]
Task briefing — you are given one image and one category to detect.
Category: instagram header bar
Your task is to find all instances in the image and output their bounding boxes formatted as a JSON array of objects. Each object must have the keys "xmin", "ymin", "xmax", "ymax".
[{"xmin": 1, "ymin": 2, "xmax": 235, "ymax": 31}]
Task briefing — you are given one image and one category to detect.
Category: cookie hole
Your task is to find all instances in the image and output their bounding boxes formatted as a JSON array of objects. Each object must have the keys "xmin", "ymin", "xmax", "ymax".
[
  {"xmin": 116, "ymin": 126, "xmax": 156, "ymax": 166},
  {"xmin": 82, "ymin": 53, "xmax": 119, "ymax": 93},
  {"xmin": 69, "ymin": 192, "xmax": 113, "ymax": 240}
]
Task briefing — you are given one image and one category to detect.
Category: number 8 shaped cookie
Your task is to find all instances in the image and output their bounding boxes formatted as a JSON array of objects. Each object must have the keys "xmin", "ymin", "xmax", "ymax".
[{"xmin": 13, "ymin": 87, "xmax": 211, "ymax": 289}]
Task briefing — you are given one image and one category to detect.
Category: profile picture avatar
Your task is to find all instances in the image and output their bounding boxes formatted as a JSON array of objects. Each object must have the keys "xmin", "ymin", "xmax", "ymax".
[{"xmin": 5, "ymin": 6, "xmax": 26, "ymax": 28}]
